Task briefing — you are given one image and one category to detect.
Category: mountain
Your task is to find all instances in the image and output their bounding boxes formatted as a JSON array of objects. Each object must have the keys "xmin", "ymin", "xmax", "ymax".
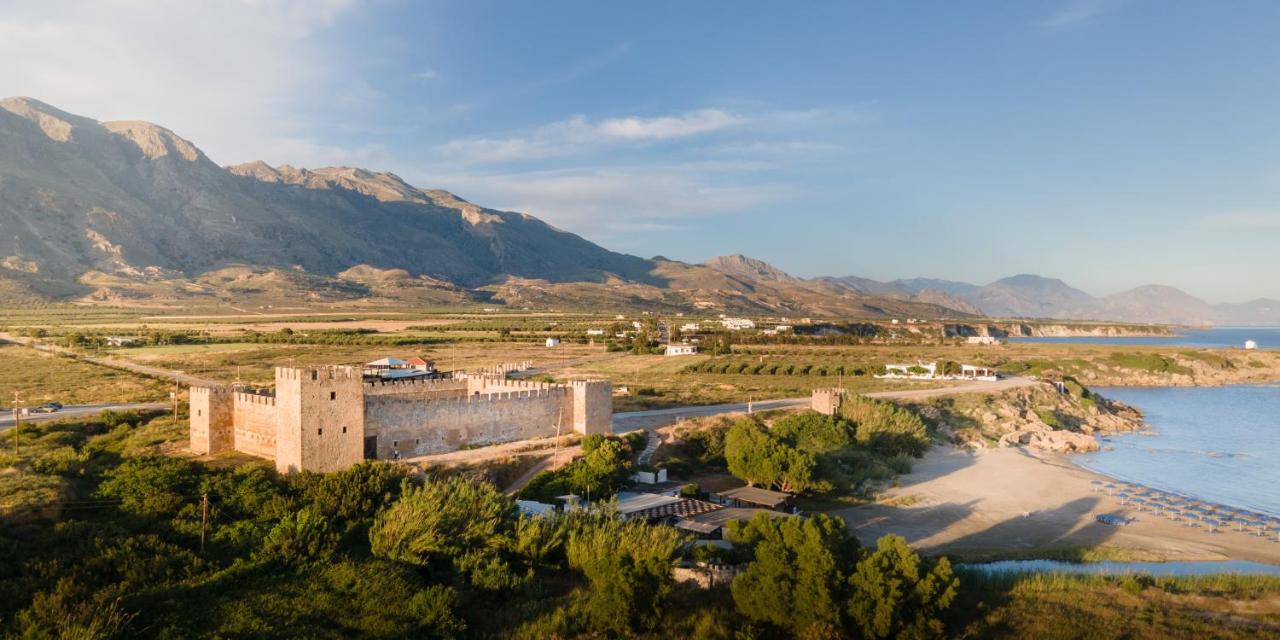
[
  {"xmin": 968, "ymin": 275, "xmax": 1095, "ymax": 319},
  {"xmin": 826, "ymin": 271, "xmax": 1280, "ymax": 326},
  {"xmin": 702, "ymin": 254, "xmax": 798, "ymax": 282},
  {"xmin": 0, "ymin": 97, "xmax": 968, "ymax": 318}
]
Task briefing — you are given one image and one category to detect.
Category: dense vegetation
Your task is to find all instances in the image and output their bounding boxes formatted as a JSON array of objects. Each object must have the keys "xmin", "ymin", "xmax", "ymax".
[{"xmin": 0, "ymin": 411, "xmax": 967, "ymax": 639}]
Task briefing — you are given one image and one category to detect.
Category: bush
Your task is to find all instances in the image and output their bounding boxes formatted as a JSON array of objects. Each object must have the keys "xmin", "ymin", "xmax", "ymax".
[{"xmin": 841, "ymin": 397, "xmax": 930, "ymax": 458}]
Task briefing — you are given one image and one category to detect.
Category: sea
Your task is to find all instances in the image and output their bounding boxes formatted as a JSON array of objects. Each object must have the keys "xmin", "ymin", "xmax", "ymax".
[
  {"xmin": 1009, "ymin": 326, "xmax": 1280, "ymax": 349},
  {"xmin": 1074, "ymin": 383, "xmax": 1280, "ymax": 519}
]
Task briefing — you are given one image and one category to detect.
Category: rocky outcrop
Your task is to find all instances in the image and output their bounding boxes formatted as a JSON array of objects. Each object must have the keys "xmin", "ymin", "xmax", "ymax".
[{"xmin": 915, "ymin": 381, "xmax": 1147, "ymax": 454}]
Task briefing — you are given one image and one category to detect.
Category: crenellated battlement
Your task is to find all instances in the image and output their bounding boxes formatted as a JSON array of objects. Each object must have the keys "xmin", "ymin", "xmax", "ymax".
[
  {"xmin": 234, "ymin": 391, "xmax": 278, "ymax": 407},
  {"xmin": 276, "ymin": 365, "xmax": 361, "ymax": 382},
  {"xmin": 363, "ymin": 376, "xmax": 468, "ymax": 396}
]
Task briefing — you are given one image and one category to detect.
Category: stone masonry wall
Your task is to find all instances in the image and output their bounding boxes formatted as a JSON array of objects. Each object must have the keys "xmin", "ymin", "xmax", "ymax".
[
  {"xmin": 232, "ymin": 392, "xmax": 278, "ymax": 459},
  {"xmin": 365, "ymin": 388, "xmax": 570, "ymax": 458}
]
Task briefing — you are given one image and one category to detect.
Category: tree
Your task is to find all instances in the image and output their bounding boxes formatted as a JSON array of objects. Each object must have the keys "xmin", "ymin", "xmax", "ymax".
[
  {"xmin": 727, "ymin": 513, "xmax": 860, "ymax": 637},
  {"xmin": 841, "ymin": 397, "xmax": 930, "ymax": 458},
  {"xmin": 772, "ymin": 411, "xmax": 854, "ymax": 455},
  {"xmin": 256, "ymin": 508, "xmax": 338, "ymax": 565},
  {"xmin": 371, "ymin": 476, "xmax": 514, "ymax": 566},
  {"xmin": 97, "ymin": 454, "xmax": 201, "ymax": 519},
  {"xmin": 566, "ymin": 513, "xmax": 686, "ymax": 635},
  {"xmin": 299, "ymin": 461, "xmax": 407, "ymax": 523},
  {"xmin": 847, "ymin": 535, "xmax": 959, "ymax": 640},
  {"xmin": 724, "ymin": 418, "xmax": 817, "ymax": 493}
]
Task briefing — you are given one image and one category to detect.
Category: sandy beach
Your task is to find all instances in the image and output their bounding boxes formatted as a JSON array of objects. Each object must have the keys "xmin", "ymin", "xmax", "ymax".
[{"xmin": 838, "ymin": 446, "xmax": 1280, "ymax": 565}]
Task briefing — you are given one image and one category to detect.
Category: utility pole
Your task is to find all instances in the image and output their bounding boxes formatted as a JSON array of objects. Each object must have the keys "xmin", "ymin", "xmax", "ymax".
[
  {"xmin": 199, "ymin": 492, "xmax": 209, "ymax": 553},
  {"xmin": 171, "ymin": 378, "xmax": 179, "ymax": 423},
  {"xmin": 12, "ymin": 391, "xmax": 21, "ymax": 455}
]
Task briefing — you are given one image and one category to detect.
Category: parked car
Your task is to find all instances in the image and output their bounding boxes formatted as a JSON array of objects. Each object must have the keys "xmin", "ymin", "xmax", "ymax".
[{"xmin": 32, "ymin": 402, "xmax": 63, "ymax": 414}]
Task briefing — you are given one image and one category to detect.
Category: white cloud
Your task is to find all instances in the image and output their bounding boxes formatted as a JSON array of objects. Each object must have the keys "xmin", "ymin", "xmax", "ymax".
[
  {"xmin": 0, "ymin": 0, "xmax": 372, "ymax": 166},
  {"xmin": 1039, "ymin": 0, "xmax": 1124, "ymax": 30},
  {"xmin": 430, "ymin": 168, "xmax": 789, "ymax": 237},
  {"xmin": 596, "ymin": 109, "xmax": 747, "ymax": 141},
  {"xmin": 438, "ymin": 106, "xmax": 860, "ymax": 165},
  {"xmin": 1202, "ymin": 211, "xmax": 1280, "ymax": 229},
  {"xmin": 412, "ymin": 68, "xmax": 440, "ymax": 80}
]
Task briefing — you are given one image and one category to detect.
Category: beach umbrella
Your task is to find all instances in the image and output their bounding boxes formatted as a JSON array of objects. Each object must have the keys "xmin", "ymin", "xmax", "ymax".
[{"xmin": 1204, "ymin": 519, "xmax": 1221, "ymax": 533}]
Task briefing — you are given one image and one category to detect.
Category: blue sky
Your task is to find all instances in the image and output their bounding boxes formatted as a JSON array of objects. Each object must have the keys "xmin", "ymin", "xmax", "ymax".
[{"xmin": 5, "ymin": 0, "xmax": 1280, "ymax": 302}]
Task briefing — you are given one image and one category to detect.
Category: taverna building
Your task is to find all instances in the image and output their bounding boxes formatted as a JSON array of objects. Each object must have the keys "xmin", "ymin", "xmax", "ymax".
[{"xmin": 190, "ymin": 366, "xmax": 611, "ymax": 473}]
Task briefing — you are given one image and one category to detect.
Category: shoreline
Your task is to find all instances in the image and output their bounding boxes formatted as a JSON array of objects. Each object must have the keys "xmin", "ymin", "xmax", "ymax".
[{"xmin": 836, "ymin": 446, "xmax": 1280, "ymax": 567}]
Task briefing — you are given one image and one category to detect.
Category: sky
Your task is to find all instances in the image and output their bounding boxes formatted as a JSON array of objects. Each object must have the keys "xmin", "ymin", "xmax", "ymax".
[{"xmin": 3, "ymin": 0, "xmax": 1280, "ymax": 303}]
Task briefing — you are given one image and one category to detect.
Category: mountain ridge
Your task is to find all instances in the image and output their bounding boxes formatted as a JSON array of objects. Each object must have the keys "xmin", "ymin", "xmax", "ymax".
[{"xmin": 0, "ymin": 97, "xmax": 964, "ymax": 319}]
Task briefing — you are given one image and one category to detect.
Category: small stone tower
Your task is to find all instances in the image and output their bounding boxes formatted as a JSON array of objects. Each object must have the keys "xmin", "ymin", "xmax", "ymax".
[
  {"xmin": 811, "ymin": 388, "xmax": 846, "ymax": 416},
  {"xmin": 570, "ymin": 380, "xmax": 612, "ymax": 435},
  {"xmin": 189, "ymin": 385, "xmax": 234, "ymax": 455},
  {"xmin": 273, "ymin": 366, "xmax": 366, "ymax": 473}
]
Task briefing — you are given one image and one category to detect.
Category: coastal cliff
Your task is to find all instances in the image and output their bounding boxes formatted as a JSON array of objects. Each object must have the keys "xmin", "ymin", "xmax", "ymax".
[
  {"xmin": 911, "ymin": 380, "xmax": 1147, "ymax": 453},
  {"xmin": 944, "ymin": 322, "xmax": 1176, "ymax": 339}
]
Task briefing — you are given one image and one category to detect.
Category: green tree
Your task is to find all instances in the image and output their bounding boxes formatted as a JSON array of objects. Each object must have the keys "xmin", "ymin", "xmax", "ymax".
[
  {"xmin": 565, "ymin": 513, "xmax": 686, "ymax": 635},
  {"xmin": 256, "ymin": 508, "xmax": 338, "ymax": 565},
  {"xmin": 97, "ymin": 454, "xmax": 201, "ymax": 519},
  {"xmin": 847, "ymin": 535, "xmax": 959, "ymax": 640},
  {"xmin": 727, "ymin": 513, "xmax": 860, "ymax": 637},
  {"xmin": 841, "ymin": 397, "xmax": 930, "ymax": 458},
  {"xmin": 772, "ymin": 411, "xmax": 854, "ymax": 455},
  {"xmin": 371, "ymin": 476, "xmax": 514, "ymax": 565},
  {"xmin": 724, "ymin": 418, "xmax": 816, "ymax": 493}
]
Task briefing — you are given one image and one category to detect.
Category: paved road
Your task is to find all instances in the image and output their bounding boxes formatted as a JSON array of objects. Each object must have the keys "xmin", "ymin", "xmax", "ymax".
[
  {"xmin": 0, "ymin": 402, "xmax": 169, "ymax": 431},
  {"xmin": 610, "ymin": 376, "xmax": 1037, "ymax": 434},
  {"xmin": 0, "ymin": 331, "xmax": 219, "ymax": 387}
]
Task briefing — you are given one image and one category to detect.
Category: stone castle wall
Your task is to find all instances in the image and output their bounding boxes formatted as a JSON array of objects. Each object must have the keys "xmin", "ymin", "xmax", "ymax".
[
  {"xmin": 190, "ymin": 366, "xmax": 612, "ymax": 472},
  {"xmin": 232, "ymin": 391, "xmax": 278, "ymax": 459},
  {"xmin": 365, "ymin": 387, "xmax": 570, "ymax": 458}
]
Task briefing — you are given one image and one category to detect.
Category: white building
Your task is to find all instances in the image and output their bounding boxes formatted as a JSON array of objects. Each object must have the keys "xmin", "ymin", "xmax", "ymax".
[
  {"xmin": 966, "ymin": 336, "xmax": 1003, "ymax": 345},
  {"xmin": 586, "ymin": 329, "xmax": 605, "ymax": 336},
  {"xmin": 1245, "ymin": 340, "xmax": 1259, "ymax": 350},
  {"xmin": 680, "ymin": 322, "xmax": 701, "ymax": 333},
  {"xmin": 720, "ymin": 317, "xmax": 756, "ymax": 330},
  {"xmin": 665, "ymin": 344, "xmax": 699, "ymax": 357},
  {"xmin": 545, "ymin": 337, "xmax": 561, "ymax": 348}
]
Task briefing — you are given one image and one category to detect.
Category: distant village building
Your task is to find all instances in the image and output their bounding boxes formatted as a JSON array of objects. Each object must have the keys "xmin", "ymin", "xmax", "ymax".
[
  {"xmin": 545, "ymin": 337, "xmax": 561, "ymax": 348},
  {"xmin": 586, "ymin": 329, "xmax": 605, "ymax": 336},
  {"xmin": 720, "ymin": 317, "xmax": 756, "ymax": 330},
  {"xmin": 104, "ymin": 336, "xmax": 142, "ymax": 347},
  {"xmin": 664, "ymin": 344, "xmax": 699, "ymax": 357},
  {"xmin": 680, "ymin": 322, "xmax": 701, "ymax": 333},
  {"xmin": 965, "ymin": 335, "xmax": 1003, "ymax": 345}
]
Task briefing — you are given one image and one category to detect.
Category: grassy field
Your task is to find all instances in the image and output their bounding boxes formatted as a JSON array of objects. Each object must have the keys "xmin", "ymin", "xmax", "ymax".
[{"xmin": 0, "ymin": 344, "xmax": 171, "ymax": 406}]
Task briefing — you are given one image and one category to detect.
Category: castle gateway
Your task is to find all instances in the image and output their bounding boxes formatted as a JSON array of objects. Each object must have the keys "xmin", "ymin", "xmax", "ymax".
[{"xmin": 189, "ymin": 366, "xmax": 612, "ymax": 473}]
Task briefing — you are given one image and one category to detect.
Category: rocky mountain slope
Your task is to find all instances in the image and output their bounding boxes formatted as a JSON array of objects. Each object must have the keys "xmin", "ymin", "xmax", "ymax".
[{"xmin": 0, "ymin": 97, "xmax": 964, "ymax": 318}]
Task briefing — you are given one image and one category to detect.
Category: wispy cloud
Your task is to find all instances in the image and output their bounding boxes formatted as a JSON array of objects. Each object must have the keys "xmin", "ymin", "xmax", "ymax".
[
  {"xmin": 412, "ymin": 68, "xmax": 439, "ymax": 80},
  {"xmin": 439, "ymin": 106, "xmax": 860, "ymax": 165},
  {"xmin": 1039, "ymin": 0, "xmax": 1124, "ymax": 30},
  {"xmin": 431, "ymin": 168, "xmax": 790, "ymax": 238},
  {"xmin": 1202, "ymin": 211, "xmax": 1280, "ymax": 229}
]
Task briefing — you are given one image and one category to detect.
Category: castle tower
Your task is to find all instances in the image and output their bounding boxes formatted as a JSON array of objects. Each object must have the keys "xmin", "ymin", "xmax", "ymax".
[
  {"xmin": 570, "ymin": 380, "xmax": 612, "ymax": 435},
  {"xmin": 273, "ymin": 366, "xmax": 366, "ymax": 473},
  {"xmin": 189, "ymin": 385, "xmax": 234, "ymax": 455},
  {"xmin": 811, "ymin": 388, "xmax": 846, "ymax": 416}
]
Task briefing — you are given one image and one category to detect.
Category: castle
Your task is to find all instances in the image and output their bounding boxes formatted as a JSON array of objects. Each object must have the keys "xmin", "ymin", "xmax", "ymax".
[{"xmin": 189, "ymin": 366, "xmax": 612, "ymax": 473}]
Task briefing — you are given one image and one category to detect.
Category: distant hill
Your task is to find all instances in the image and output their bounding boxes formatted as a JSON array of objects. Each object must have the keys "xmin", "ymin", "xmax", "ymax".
[{"xmin": 824, "ymin": 272, "xmax": 1280, "ymax": 326}]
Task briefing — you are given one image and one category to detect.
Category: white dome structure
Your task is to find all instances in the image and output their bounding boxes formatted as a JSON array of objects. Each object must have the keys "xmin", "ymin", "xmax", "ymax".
[{"xmin": 1244, "ymin": 340, "xmax": 1259, "ymax": 350}]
